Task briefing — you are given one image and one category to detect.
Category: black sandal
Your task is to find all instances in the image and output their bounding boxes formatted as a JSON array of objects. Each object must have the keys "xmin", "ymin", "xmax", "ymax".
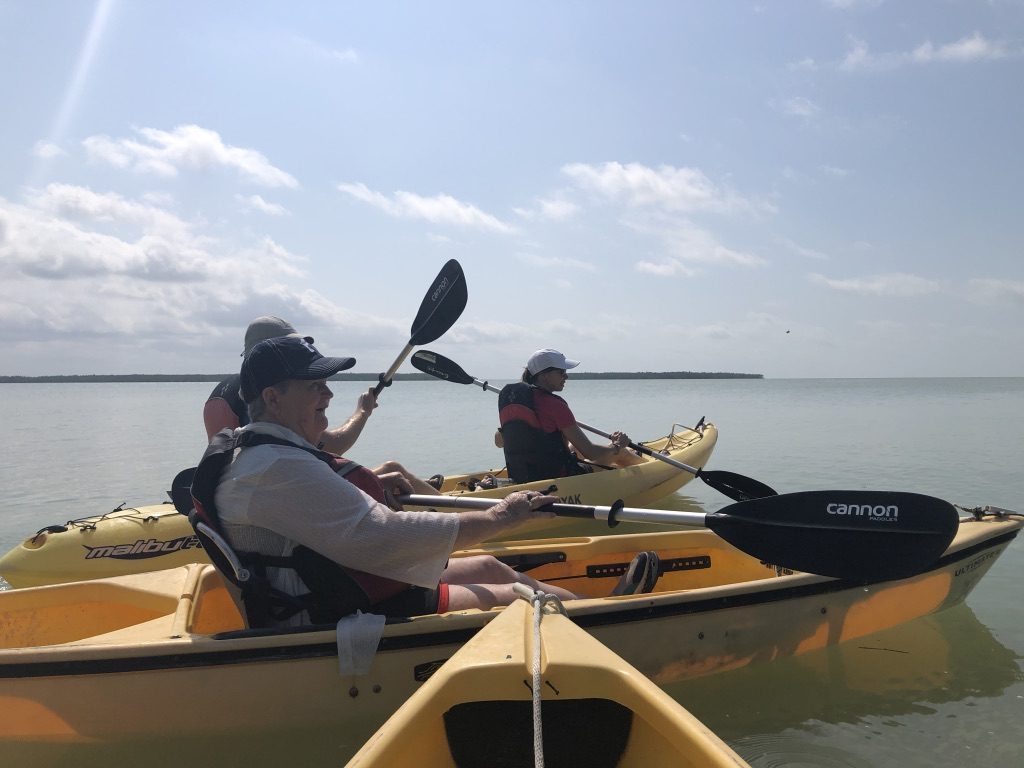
[{"xmin": 612, "ymin": 552, "xmax": 649, "ymax": 596}]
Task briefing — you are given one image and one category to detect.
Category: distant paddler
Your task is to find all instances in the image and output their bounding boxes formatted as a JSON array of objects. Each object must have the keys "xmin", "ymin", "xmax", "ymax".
[{"xmin": 496, "ymin": 348, "xmax": 644, "ymax": 484}]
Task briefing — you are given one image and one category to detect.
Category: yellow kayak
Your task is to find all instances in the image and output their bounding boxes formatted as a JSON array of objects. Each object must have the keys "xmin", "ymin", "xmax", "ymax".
[
  {"xmin": 0, "ymin": 514, "xmax": 1017, "ymax": 764},
  {"xmin": 0, "ymin": 422, "xmax": 716, "ymax": 588},
  {"xmin": 346, "ymin": 597, "xmax": 750, "ymax": 768}
]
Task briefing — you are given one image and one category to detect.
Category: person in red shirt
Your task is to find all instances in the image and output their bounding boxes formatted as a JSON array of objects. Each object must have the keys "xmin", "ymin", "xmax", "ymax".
[{"xmin": 497, "ymin": 349, "xmax": 643, "ymax": 484}]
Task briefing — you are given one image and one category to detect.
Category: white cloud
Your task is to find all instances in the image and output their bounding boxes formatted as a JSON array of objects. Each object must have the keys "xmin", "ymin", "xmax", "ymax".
[
  {"xmin": 781, "ymin": 96, "xmax": 820, "ymax": 118},
  {"xmin": 0, "ymin": 185, "xmax": 413, "ymax": 363},
  {"xmin": 840, "ymin": 37, "xmax": 890, "ymax": 72},
  {"xmin": 562, "ymin": 161, "xmax": 772, "ymax": 216},
  {"xmin": 912, "ymin": 32, "xmax": 1008, "ymax": 63},
  {"xmin": 808, "ymin": 272, "xmax": 941, "ymax": 297},
  {"xmin": 237, "ymin": 194, "xmax": 289, "ymax": 216},
  {"xmin": 967, "ymin": 278, "xmax": 1024, "ymax": 305},
  {"xmin": 83, "ymin": 125, "xmax": 299, "ymax": 188},
  {"xmin": 841, "ymin": 32, "xmax": 1010, "ymax": 72},
  {"xmin": 538, "ymin": 197, "xmax": 579, "ymax": 220},
  {"xmin": 820, "ymin": 164, "xmax": 851, "ymax": 178},
  {"xmin": 824, "ymin": 0, "xmax": 883, "ymax": 8},
  {"xmin": 3, "ymin": 186, "xmax": 305, "ymax": 284},
  {"xmin": 779, "ymin": 237, "xmax": 829, "ymax": 261},
  {"xmin": 337, "ymin": 182, "xmax": 514, "ymax": 233},
  {"xmin": 516, "ymin": 252, "xmax": 597, "ymax": 272},
  {"xmin": 288, "ymin": 34, "xmax": 359, "ymax": 63},
  {"xmin": 625, "ymin": 216, "xmax": 766, "ymax": 271},
  {"xmin": 788, "ymin": 57, "xmax": 818, "ymax": 72},
  {"xmin": 27, "ymin": 183, "xmax": 192, "ymax": 240},
  {"xmin": 514, "ymin": 196, "xmax": 580, "ymax": 221},
  {"xmin": 663, "ymin": 221, "xmax": 765, "ymax": 267},
  {"xmin": 32, "ymin": 141, "xmax": 66, "ymax": 159},
  {"xmin": 635, "ymin": 258, "xmax": 698, "ymax": 277}
]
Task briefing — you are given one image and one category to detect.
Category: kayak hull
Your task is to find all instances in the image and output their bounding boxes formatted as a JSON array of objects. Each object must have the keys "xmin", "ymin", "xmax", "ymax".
[
  {"xmin": 0, "ymin": 423, "xmax": 716, "ymax": 588},
  {"xmin": 345, "ymin": 599, "xmax": 750, "ymax": 768},
  {"xmin": 0, "ymin": 514, "xmax": 1017, "ymax": 764}
]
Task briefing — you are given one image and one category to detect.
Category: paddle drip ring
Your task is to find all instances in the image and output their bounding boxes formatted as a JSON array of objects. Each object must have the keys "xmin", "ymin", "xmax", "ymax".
[{"xmin": 606, "ymin": 499, "xmax": 624, "ymax": 528}]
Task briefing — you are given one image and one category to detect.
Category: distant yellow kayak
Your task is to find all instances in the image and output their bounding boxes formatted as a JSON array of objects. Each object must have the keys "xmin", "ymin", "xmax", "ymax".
[
  {"xmin": 345, "ymin": 596, "xmax": 750, "ymax": 768},
  {"xmin": 0, "ymin": 422, "xmax": 716, "ymax": 588}
]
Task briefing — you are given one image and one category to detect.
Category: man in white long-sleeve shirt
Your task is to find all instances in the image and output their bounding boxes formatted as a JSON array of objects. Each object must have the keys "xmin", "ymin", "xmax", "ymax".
[{"xmin": 212, "ymin": 335, "xmax": 575, "ymax": 624}]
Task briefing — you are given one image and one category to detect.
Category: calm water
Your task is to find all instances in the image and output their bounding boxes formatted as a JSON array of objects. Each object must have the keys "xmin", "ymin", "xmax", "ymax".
[{"xmin": 1, "ymin": 377, "xmax": 1023, "ymax": 766}]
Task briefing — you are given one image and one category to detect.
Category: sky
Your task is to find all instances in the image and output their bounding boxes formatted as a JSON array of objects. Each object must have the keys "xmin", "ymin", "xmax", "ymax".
[{"xmin": 1, "ymin": 1, "xmax": 1022, "ymax": 379}]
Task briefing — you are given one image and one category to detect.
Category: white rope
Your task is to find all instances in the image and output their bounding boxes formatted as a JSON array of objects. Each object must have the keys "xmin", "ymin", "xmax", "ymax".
[
  {"xmin": 511, "ymin": 584, "xmax": 566, "ymax": 768},
  {"xmin": 531, "ymin": 590, "xmax": 545, "ymax": 768}
]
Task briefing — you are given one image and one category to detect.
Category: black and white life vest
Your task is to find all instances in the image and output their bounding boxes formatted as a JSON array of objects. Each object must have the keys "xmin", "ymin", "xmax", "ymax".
[{"xmin": 189, "ymin": 429, "xmax": 409, "ymax": 627}]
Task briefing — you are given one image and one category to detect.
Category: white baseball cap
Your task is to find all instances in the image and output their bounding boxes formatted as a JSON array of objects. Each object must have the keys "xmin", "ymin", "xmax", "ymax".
[{"xmin": 526, "ymin": 349, "xmax": 580, "ymax": 375}]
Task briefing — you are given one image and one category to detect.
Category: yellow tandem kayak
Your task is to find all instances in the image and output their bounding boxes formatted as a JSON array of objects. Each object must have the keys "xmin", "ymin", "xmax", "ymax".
[
  {"xmin": 0, "ymin": 513, "xmax": 1017, "ymax": 764},
  {"xmin": 0, "ymin": 422, "xmax": 716, "ymax": 588},
  {"xmin": 345, "ymin": 597, "xmax": 750, "ymax": 768}
]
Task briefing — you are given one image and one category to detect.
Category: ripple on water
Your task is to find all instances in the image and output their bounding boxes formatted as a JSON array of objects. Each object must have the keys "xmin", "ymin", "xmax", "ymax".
[{"xmin": 733, "ymin": 733, "xmax": 871, "ymax": 768}]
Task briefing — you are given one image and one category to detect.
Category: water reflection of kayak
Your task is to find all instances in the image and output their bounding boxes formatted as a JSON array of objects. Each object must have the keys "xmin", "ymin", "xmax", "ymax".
[{"xmin": 662, "ymin": 602, "xmax": 1021, "ymax": 740}]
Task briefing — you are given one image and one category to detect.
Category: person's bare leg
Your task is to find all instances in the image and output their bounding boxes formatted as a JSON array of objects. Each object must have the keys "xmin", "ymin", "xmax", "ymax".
[
  {"xmin": 373, "ymin": 460, "xmax": 441, "ymax": 495},
  {"xmin": 442, "ymin": 555, "xmax": 576, "ymax": 604}
]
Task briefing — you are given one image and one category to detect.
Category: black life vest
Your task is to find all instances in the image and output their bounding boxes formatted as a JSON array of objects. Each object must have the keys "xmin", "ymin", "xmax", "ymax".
[
  {"xmin": 497, "ymin": 382, "xmax": 583, "ymax": 484},
  {"xmin": 190, "ymin": 429, "xmax": 409, "ymax": 627},
  {"xmin": 207, "ymin": 374, "xmax": 248, "ymax": 427}
]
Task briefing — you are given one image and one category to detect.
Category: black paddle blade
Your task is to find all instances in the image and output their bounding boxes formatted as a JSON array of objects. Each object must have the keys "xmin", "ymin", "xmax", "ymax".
[
  {"xmin": 706, "ymin": 490, "xmax": 959, "ymax": 581},
  {"xmin": 409, "ymin": 259, "xmax": 468, "ymax": 345},
  {"xmin": 411, "ymin": 349, "xmax": 475, "ymax": 385},
  {"xmin": 698, "ymin": 469, "xmax": 777, "ymax": 502}
]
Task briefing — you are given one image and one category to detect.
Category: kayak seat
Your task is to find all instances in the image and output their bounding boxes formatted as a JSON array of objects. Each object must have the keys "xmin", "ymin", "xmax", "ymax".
[
  {"xmin": 191, "ymin": 521, "xmax": 252, "ymax": 625},
  {"xmin": 443, "ymin": 698, "xmax": 631, "ymax": 768}
]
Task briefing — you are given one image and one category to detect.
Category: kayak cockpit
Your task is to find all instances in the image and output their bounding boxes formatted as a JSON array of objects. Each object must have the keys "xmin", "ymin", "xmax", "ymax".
[{"xmin": 0, "ymin": 564, "xmax": 244, "ymax": 650}]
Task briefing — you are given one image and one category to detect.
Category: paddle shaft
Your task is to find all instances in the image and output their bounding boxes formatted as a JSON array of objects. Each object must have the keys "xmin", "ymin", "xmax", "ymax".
[
  {"xmin": 373, "ymin": 342, "xmax": 415, "ymax": 397},
  {"xmin": 401, "ymin": 494, "xmax": 706, "ymax": 526}
]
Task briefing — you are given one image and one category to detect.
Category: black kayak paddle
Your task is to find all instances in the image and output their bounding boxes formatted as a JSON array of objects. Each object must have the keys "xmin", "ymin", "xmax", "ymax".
[
  {"xmin": 399, "ymin": 489, "xmax": 960, "ymax": 581},
  {"xmin": 373, "ymin": 260, "xmax": 468, "ymax": 397}
]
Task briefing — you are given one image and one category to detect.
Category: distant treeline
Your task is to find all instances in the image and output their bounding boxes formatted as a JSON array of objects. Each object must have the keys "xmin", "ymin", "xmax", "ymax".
[
  {"xmin": 1, "ymin": 371, "xmax": 762, "ymax": 383},
  {"xmin": 569, "ymin": 372, "xmax": 762, "ymax": 380}
]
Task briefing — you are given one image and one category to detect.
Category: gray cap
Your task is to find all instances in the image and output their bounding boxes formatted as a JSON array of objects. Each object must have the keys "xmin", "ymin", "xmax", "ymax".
[{"xmin": 242, "ymin": 316, "xmax": 302, "ymax": 356}]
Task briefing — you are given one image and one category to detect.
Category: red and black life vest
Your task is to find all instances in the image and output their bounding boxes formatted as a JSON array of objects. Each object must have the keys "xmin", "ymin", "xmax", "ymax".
[
  {"xmin": 189, "ymin": 429, "xmax": 409, "ymax": 627},
  {"xmin": 498, "ymin": 382, "xmax": 584, "ymax": 484}
]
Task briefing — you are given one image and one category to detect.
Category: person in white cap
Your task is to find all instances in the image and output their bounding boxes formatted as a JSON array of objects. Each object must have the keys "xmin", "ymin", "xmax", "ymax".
[
  {"xmin": 204, "ymin": 316, "xmax": 440, "ymax": 495},
  {"xmin": 496, "ymin": 349, "xmax": 643, "ymax": 484}
]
